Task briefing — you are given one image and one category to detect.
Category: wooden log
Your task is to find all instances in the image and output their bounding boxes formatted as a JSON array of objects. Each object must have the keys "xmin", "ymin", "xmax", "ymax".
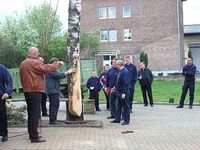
[{"xmin": 67, "ymin": 0, "xmax": 83, "ymax": 119}]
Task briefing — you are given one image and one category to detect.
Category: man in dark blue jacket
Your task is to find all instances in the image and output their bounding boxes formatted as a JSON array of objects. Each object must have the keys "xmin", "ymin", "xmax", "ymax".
[
  {"xmin": 87, "ymin": 71, "xmax": 101, "ymax": 111},
  {"xmin": 111, "ymin": 60, "xmax": 130, "ymax": 125},
  {"xmin": 106, "ymin": 58, "xmax": 119, "ymax": 119},
  {"xmin": 124, "ymin": 55, "xmax": 137, "ymax": 113},
  {"xmin": 46, "ymin": 58, "xmax": 75, "ymax": 124},
  {"xmin": 0, "ymin": 64, "xmax": 13, "ymax": 142},
  {"xmin": 177, "ymin": 58, "xmax": 196, "ymax": 109}
]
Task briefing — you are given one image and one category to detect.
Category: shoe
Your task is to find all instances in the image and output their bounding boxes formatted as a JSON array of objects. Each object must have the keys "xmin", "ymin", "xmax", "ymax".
[
  {"xmin": 96, "ymin": 109, "xmax": 101, "ymax": 111},
  {"xmin": 144, "ymin": 104, "xmax": 148, "ymax": 107},
  {"xmin": 107, "ymin": 116, "xmax": 115, "ymax": 119},
  {"xmin": 31, "ymin": 138, "xmax": 46, "ymax": 143},
  {"xmin": 1, "ymin": 136, "xmax": 8, "ymax": 142},
  {"xmin": 110, "ymin": 120, "xmax": 120, "ymax": 123},
  {"xmin": 121, "ymin": 122, "xmax": 129, "ymax": 125},
  {"xmin": 150, "ymin": 105, "xmax": 154, "ymax": 107},
  {"xmin": 189, "ymin": 105, "xmax": 192, "ymax": 109},
  {"xmin": 29, "ymin": 135, "xmax": 42, "ymax": 140},
  {"xmin": 176, "ymin": 105, "xmax": 183, "ymax": 108},
  {"xmin": 42, "ymin": 113, "xmax": 49, "ymax": 117},
  {"xmin": 49, "ymin": 121, "xmax": 60, "ymax": 125}
]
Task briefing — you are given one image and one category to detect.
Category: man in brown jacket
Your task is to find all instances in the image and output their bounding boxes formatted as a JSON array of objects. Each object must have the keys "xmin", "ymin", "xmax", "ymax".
[{"xmin": 19, "ymin": 47, "xmax": 63, "ymax": 143}]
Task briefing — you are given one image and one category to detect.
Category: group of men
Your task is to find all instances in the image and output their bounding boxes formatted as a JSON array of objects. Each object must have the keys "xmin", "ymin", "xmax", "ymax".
[
  {"xmin": 87, "ymin": 56, "xmax": 154, "ymax": 125},
  {"xmin": 0, "ymin": 46, "xmax": 196, "ymax": 143}
]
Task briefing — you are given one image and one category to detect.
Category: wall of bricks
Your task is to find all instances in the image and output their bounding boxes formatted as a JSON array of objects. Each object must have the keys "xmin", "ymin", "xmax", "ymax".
[{"xmin": 80, "ymin": 0, "xmax": 185, "ymax": 72}]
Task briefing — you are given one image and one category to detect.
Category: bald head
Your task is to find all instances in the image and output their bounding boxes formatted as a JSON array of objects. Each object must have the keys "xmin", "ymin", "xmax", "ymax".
[{"xmin": 28, "ymin": 47, "xmax": 39, "ymax": 59}]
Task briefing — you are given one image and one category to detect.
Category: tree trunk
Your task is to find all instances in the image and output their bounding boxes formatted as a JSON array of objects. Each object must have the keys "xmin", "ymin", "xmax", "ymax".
[{"xmin": 66, "ymin": 0, "xmax": 83, "ymax": 120}]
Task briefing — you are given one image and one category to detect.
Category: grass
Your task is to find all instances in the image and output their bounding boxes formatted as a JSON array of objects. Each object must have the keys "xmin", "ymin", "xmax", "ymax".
[{"xmin": 12, "ymin": 80, "xmax": 200, "ymax": 104}]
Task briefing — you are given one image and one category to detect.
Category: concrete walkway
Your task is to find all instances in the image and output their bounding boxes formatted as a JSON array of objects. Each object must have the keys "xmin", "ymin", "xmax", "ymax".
[{"xmin": 1, "ymin": 103, "xmax": 200, "ymax": 150}]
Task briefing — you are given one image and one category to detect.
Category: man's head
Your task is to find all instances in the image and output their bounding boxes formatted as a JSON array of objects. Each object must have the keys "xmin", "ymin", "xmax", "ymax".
[
  {"xmin": 104, "ymin": 64, "xmax": 110, "ymax": 71},
  {"xmin": 112, "ymin": 57, "xmax": 119, "ymax": 68},
  {"xmin": 91, "ymin": 71, "xmax": 97, "ymax": 78},
  {"xmin": 116, "ymin": 60, "xmax": 124, "ymax": 70},
  {"xmin": 139, "ymin": 61, "xmax": 145, "ymax": 69},
  {"xmin": 124, "ymin": 55, "xmax": 131, "ymax": 65},
  {"xmin": 187, "ymin": 57, "xmax": 193, "ymax": 66},
  {"xmin": 49, "ymin": 58, "xmax": 59, "ymax": 64},
  {"xmin": 28, "ymin": 47, "xmax": 39, "ymax": 59}
]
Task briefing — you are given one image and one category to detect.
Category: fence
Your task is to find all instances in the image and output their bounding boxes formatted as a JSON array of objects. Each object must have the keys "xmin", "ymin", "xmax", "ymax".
[{"xmin": 8, "ymin": 59, "xmax": 96, "ymax": 93}]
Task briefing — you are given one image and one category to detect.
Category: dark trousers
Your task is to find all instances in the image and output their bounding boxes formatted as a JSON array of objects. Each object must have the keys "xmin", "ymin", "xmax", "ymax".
[
  {"xmin": 0, "ymin": 99, "xmax": 8, "ymax": 137},
  {"xmin": 24, "ymin": 92, "xmax": 42, "ymax": 140},
  {"xmin": 109, "ymin": 92, "xmax": 117, "ymax": 117},
  {"xmin": 179, "ymin": 81, "xmax": 195, "ymax": 106},
  {"xmin": 129, "ymin": 84, "xmax": 135, "ymax": 111},
  {"xmin": 41, "ymin": 93, "xmax": 47, "ymax": 115},
  {"xmin": 115, "ymin": 94, "xmax": 130, "ymax": 123},
  {"xmin": 48, "ymin": 93, "xmax": 60, "ymax": 122},
  {"xmin": 141, "ymin": 84, "xmax": 153, "ymax": 105},
  {"xmin": 89, "ymin": 90, "xmax": 99, "ymax": 110},
  {"xmin": 103, "ymin": 89, "xmax": 110, "ymax": 109}
]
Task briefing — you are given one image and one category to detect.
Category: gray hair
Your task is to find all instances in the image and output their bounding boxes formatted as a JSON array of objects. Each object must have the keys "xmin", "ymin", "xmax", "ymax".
[{"xmin": 116, "ymin": 60, "xmax": 124, "ymax": 66}]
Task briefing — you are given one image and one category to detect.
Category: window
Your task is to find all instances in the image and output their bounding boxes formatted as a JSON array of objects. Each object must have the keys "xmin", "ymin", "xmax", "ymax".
[
  {"xmin": 124, "ymin": 29, "xmax": 132, "ymax": 40},
  {"xmin": 109, "ymin": 30, "xmax": 117, "ymax": 41},
  {"xmin": 99, "ymin": 7, "xmax": 107, "ymax": 19},
  {"xmin": 123, "ymin": 4, "xmax": 131, "ymax": 17},
  {"xmin": 108, "ymin": 6, "xmax": 116, "ymax": 18},
  {"xmin": 100, "ymin": 30, "xmax": 108, "ymax": 42}
]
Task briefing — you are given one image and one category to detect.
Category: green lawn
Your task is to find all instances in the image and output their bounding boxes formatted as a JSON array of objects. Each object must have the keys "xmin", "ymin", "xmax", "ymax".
[
  {"xmin": 12, "ymin": 80, "xmax": 200, "ymax": 104},
  {"xmin": 84, "ymin": 80, "xmax": 200, "ymax": 104}
]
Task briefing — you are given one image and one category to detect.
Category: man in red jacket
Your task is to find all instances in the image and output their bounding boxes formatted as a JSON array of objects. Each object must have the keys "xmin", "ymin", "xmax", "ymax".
[{"xmin": 20, "ymin": 47, "xmax": 63, "ymax": 143}]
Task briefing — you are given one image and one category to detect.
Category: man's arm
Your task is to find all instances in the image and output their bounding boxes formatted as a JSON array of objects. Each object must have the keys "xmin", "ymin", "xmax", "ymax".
[
  {"xmin": 132, "ymin": 65, "xmax": 138, "ymax": 84},
  {"xmin": 49, "ymin": 71, "xmax": 66, "ymax": 80}
]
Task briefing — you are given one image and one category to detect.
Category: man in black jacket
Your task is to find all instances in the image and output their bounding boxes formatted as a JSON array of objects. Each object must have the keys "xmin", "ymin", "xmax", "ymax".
[
  {"xmin": 177, "ymin": 58, "xmax": 196, "ymax": 109},
  {"xmin": 138, "ymin": 61, "xmax": 154, "ymax": 107}
]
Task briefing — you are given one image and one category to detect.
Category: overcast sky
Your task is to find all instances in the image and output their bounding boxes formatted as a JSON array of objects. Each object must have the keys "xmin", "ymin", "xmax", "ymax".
[{"xmin": 0, "ymin": 0, "xmax": 199, "ymax": 27}]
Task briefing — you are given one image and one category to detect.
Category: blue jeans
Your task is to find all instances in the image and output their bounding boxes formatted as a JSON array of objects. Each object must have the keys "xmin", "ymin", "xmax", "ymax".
[{"xmin": 48, "ymin": 93, "xmax": 60, "ymax": 122}]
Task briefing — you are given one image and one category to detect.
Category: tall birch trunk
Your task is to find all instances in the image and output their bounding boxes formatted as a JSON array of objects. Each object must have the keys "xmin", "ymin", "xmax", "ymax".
[{"xmin": 67, "ymin": 0, "xmax": 82, "ymax": 118}]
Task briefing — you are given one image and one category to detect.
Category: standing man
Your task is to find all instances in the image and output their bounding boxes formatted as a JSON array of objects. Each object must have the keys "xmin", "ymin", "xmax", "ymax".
[
  {"xmin": 106, "ymin": 58, "xmax": 119, "ymax": 119},
  {"xmin": 46, "ymin": 58, "xmax": 75, "ymax": 124},
  {"xmin": 87, "ymin": 71, "xmax": 101, "ymax": 111},
  {"xmin": 177, "ymin": 58, "xmax": 196, "ymax": 109},
  {"xmin": 0, "ymin": 64, "xmax": 13, "ymax": 142},
  {"xmin": 138, "ymin": 61, "xmax": 154, "ymax": 107},
  {"xmin": 20, "ymin": 47, "xmax": 63, "ymax": 143},
  {"xmin": 111, "ymin": 60, "xmax": 130, "ymax": 125},
  {"xmin": 99, "ymin": 64, "xmax": 110, "ymax": 110},
  {"xmin": 124, "ymin": 55, "xmax": 137, "ymax": 113}
]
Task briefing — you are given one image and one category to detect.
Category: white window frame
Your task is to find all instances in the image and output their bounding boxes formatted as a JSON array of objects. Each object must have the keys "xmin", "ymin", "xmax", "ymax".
[
  {"xmin": 123, "ymin": 4, "xmax": 131, "ymax": 18},
  {"xmin": 100, "ymin": 30, "xmax": 108, "ymax": 42},
  {"xmin": 124, "ymin": 29, "xmax": 132, "ymax": 41},
  {"xmin": 108, "ymin": 6, "xmax": 116, "ymax": 19},
  {"xmin": 109, "ymin": 30, "xmax": 117, "ymax": 42},
  {"xmin": 99, "ymin": 7, "xmax": 107, "ymax": 19}
]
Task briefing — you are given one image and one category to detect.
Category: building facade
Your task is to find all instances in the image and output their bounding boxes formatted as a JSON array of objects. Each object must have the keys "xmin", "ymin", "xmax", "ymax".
[
  {"xmin": 184, "ymin": 24, "xmax": 200, "ymax": 69},
  {"xmin": 80, "ymin": 0, "xmax": 186, "ymax": 75}
]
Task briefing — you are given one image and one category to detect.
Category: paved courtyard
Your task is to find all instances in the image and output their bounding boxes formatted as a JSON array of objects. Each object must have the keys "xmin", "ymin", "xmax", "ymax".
[{"xmin": 1, "ymin": 103, "xmax": 200, "ymax": 150}]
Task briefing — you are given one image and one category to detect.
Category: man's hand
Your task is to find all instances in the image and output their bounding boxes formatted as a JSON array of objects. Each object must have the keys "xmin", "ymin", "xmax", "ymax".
[
  {"xmin": 111, "ymin": 87, "xmax": 116, "ymax": 93},
  {"xmin": 67, "ymin": 68, "xmax": 77, "ymax": 74},
  {"xmin": 1, "ymin": 93, "xmax": 9, "ymax": 100},
  {"xmin": 121, "ymin": 94, "xmax": 126, "ymax": 99}
]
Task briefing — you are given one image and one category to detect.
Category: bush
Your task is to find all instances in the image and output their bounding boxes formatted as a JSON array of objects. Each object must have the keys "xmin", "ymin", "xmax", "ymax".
[{"xmin": 6, "ymin": 101, "xmax": 27, "ymax": 125}]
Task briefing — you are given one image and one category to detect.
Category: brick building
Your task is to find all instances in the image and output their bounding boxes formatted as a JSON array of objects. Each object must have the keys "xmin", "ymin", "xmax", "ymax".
[{"xmin": 80, "ymin": 0, "xmax": 186, "ymax": 75}]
